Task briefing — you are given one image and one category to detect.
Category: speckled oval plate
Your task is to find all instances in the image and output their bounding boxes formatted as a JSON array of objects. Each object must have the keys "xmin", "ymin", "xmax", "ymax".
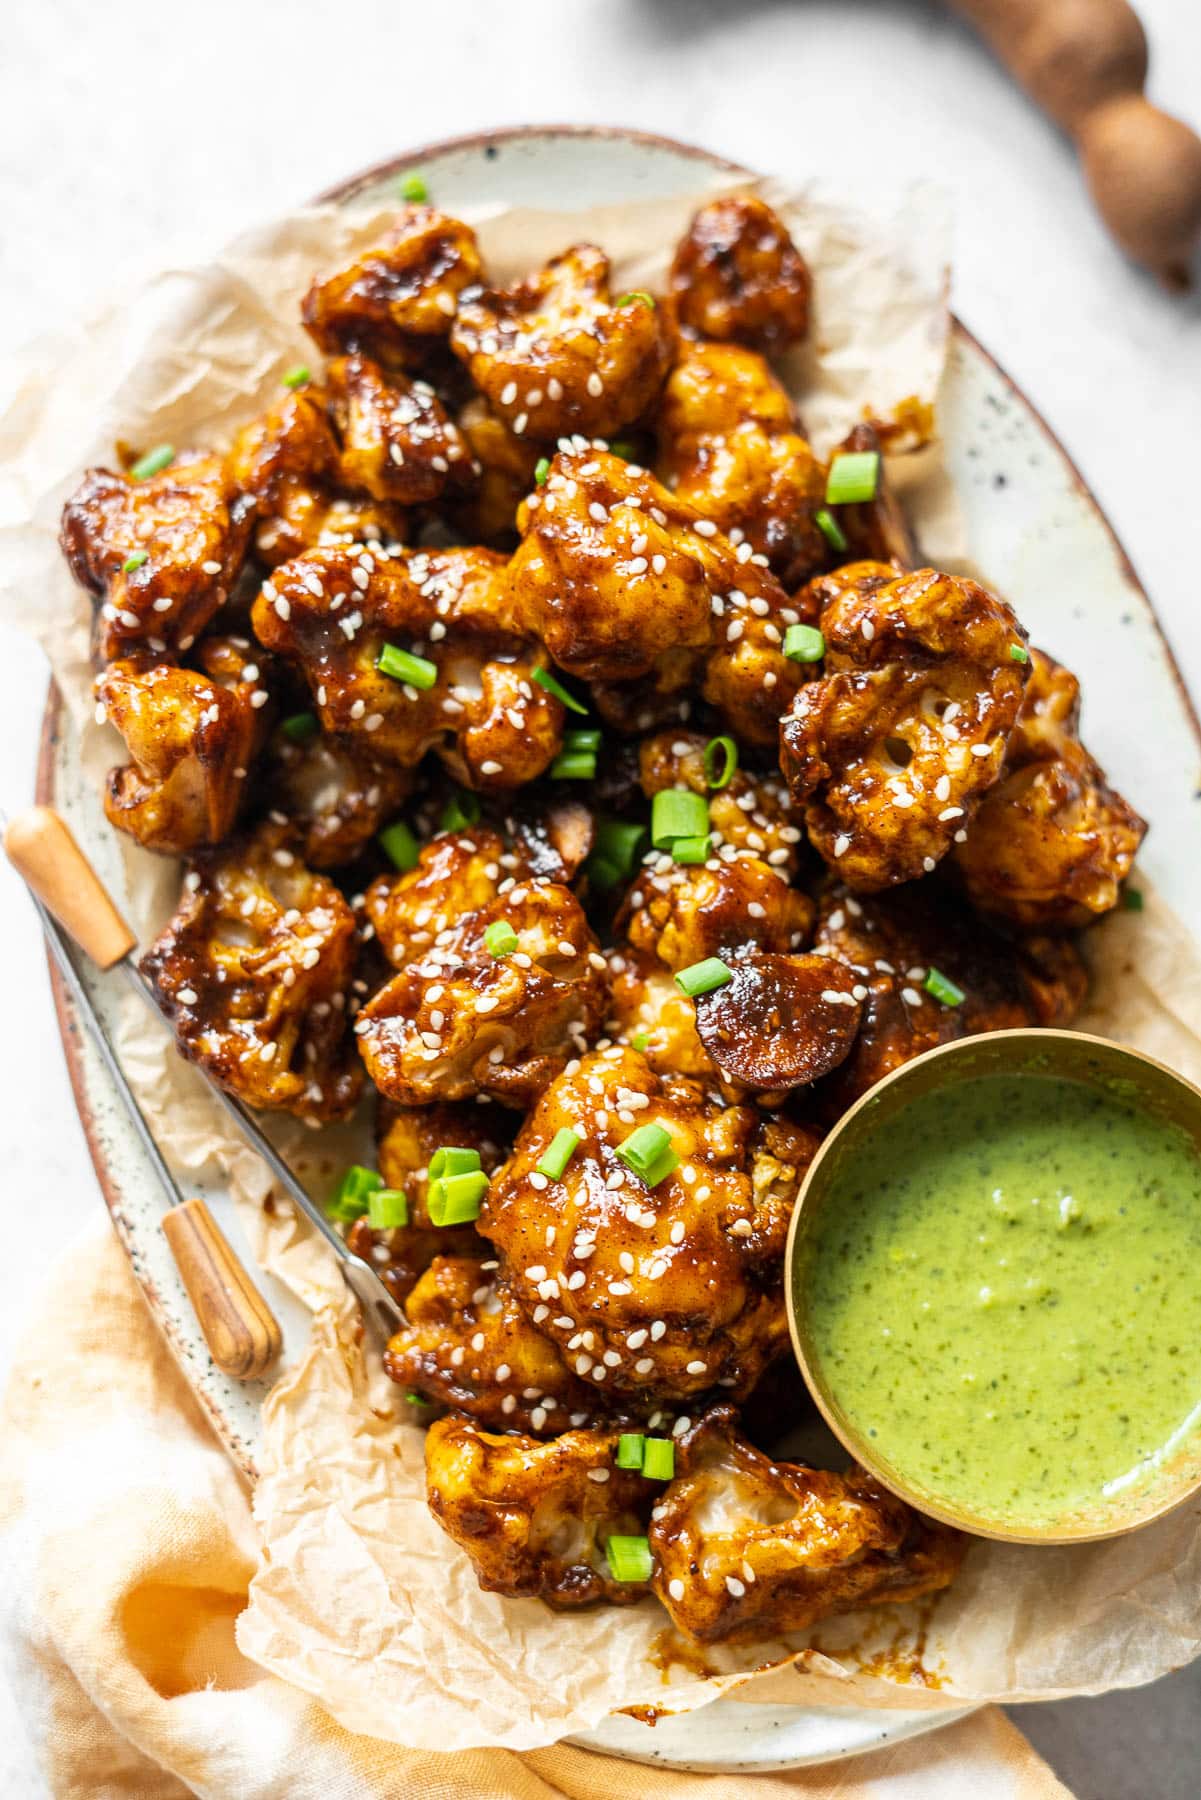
[{"xmin": 36, "ymin": 126, "xmax": 1201, "ymax": 1772}]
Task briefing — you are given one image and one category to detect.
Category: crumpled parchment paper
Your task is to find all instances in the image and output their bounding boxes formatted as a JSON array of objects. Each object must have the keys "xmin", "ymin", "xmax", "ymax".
[{"xmin": 3, "ymin": 170, "xmax": 1201, "ymax": 1754}]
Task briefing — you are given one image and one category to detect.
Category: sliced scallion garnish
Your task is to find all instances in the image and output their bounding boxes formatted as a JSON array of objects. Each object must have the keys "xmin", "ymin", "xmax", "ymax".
[
  {"xmin": 815, "ymin": 506, "xmax": 848, "ymax": 552},
  {"xmin": 281, "ymin": 711, "xmax": 319, "ymax": 744},
  {"xmin": 484, "ymin": 919, "xmax": 519, "ymax": 957},
  {"xmin": 616, "ymin": 1122, "xmax": 678, "ymax": 1188},
  {"xmin": 377, "ymin": 644, "xmax": 437, "ymax": 689},
  {"xmin": 783, "ymin": 623, "xmax": 824, "ymax": 663},
  {"xmin": 616, "ymin": 1433, "xmax": 646, "ymax": 1470},
  {"xmin": 825, "ymin": 451, "xmax": 879, "ymax": 505},
  {"xmin": 130, "ymin": 444, "xmax": 175, "ymax": 481},
  {"xmin": 924, "ymin": 967, "xmax": 966, "ymax": 1008},
  {"xmin": 651, "ymin": 788, "xmax": 708, "ymax": 848},
  {"xmin": 641, "ymin": 1437, "xmax": 675, "ymax": 1481},
  {"xmin": 537, "ymin": 1128, "xmax": 581, "ymax": 1181},
  {"xmin": 283, "ymin": 364, "xmax": 311, "ymax": 389},
  {"xmin": 532, "ymin": 666, "xmax": 588, "ymax": 714},
  {"xmin": 606, "ymin": 1534, "xmax": 653, "ymax": 1583},
  {"xmin": 428, "ymin": 1169, "xmax": 489, "ymax": 1226},
  {"xmin": 367, "ymin": 1187, "xmax": 409, "ymax": 1230},
  {"xmin": 674, "ymin": 956, "xmax": 732, "ymax": 999},
  {"xmin": 378, "ymin": 820, "xmax": 420, "ymax": 871},
  {"xmin": 703, "ymin": 735, "xmax": 738, "ymax": 790}
]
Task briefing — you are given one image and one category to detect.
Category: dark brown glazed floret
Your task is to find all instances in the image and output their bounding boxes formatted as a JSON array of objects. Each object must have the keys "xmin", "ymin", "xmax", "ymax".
[
  {"xmin": 262, "ymin": 730, "xmax": 410, "ymax": 870},
  {"xmin": 61, "ymin": 453, "xmax": 253, "ymax": 663},
  {"xmin": 638, "ymin": 729, "xmax": 804, "ymax": 876},
  {"xmin": 95, "ymin": 635, "xmax": 271, "ymax": 855},
  {"xmin": 780, "ymin": 564, "xmax": 1030, "ymax": 890},
  {"xmin": 669, "ymin": 196, "xmax": 812, "ymax": 354},
  {"xmin": 251, "ymin": 544, "xmax": 564, "ymax": 790},
  {"xmin": 425, "ymin": 1416, "xmax": 652, "ymax": 1607},
  {"xmin": 301, "ymin": 206, "xmax": 484, "ymax": 367},
  {"xmin": 954, "ymin": 648, "xmax": 1147, "ymax": 927},
  {"xmin": 450, "ymin": 244, "xmax": 671, "ymax": 441},
  {"xmin": 649, "ymin": 1408, "xmax": 963, "ymax": 1644},
  {"xmin": 383, "ymin": 1256, "xmax": 600, "ymax": 1435},
  {"xmin": 326, "ymin": 354, "xmax": 478, "ymax": 506},
  {"xmin": 139, "ymin": 820, "xmax": 362, "ymax": 1120}
]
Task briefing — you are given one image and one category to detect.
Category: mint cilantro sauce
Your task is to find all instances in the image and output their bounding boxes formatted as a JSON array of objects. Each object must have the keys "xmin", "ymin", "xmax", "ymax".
[{"xmin": 799, "ymin": 1073, "xmax": 1201, "ymax": 1527}]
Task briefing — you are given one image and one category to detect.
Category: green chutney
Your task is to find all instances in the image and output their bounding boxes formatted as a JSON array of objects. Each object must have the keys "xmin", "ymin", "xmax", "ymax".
[{"xmin": 800, "ymin": 1072, "xmax": 1201, "ymax": 1527}]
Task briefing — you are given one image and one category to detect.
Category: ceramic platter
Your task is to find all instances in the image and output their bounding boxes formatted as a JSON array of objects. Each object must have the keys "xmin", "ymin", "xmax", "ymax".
[{"xmin": 36, "ymin": 127, "xmax": 1201, "ymax": 1772}]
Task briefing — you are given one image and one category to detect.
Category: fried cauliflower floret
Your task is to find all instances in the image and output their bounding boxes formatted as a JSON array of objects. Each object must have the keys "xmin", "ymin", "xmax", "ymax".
[
  {"xmin": 780, "ymin": 564, "xmax": 1030, "ymax": 890},
  {"xmin": 263, "ymin": 731, "xmax": 410, "ymax": 869},
  {"xmin": 453, "ymin": 395, "xmax": 543, "ymax": 543},
  {"xmin": 95, "ymin": 637, "xmax": 271, "ymax": 855},
  {"xmin": 639, "ymin": 730, "xmax": 804, "ymax": 876},
  {"xmin": 357, "ymin": 855, "xmax": 608, "ymax": 1108},
  {"xmin": 650, "ymin": 1409, "xmax": 963, "ymax": 1644},
  {"xmin": 326, "ymin": 353, "xmax": 477, "ymax": 505},
  {"xmin": 954, "ymin": 648, "xmax": 1146, "ymax": 927},
  {"xmin": 479, "ymin": 1048, "xmax": 795, "ymax": 1401},
  {"xmin": 61, "ymin": 453, "xmax": 253, "ymax": 663},
  {"xmin": 365, "ymin": 828, "xmax": 511, "ymax": 968},
  {"xmin": 813, "ymin": 880, "xmax": 1086, "ymax": 1112},
  {"xmin": 227, "ymin": 384, "xmax": 411, "ymax": 567},
  {"xmin": 426, "ymin": 1416, "xmax": 652, "ymax": 1607},
  {"xmin": 450, "ymin": 244, "xmax": 671, "ymax": 441},
  {"xmin": 383, "ymin": 1257, "xmax": 599, "ymax": 1435},
  {"xmin": 656, "ymin": 341, "xmax": 827, "ymax": 585},
  {"xmin": 669, "ymin": 196, "xmax": 812, "ymax": 354},
  {"xmin": 251, "ymin": 545, "xmax": 563, "ymax": 790},
  {"xmin": 139, "ymin": 820, "xmax": 362, "ymax": 1120},
  {"xmin": 621, "ymin": 856, "xmax": 814, "ymax": 971},
  {"xmin": 301, "ymin": 206, "xmax": 483, "ymax": 367},
  {"xmin": 505, "ymin": 449, "xmax": 805, "ymax": 745}
]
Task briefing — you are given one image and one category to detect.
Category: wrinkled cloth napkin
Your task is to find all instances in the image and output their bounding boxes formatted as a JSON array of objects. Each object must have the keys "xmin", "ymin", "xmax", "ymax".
[{"xmin": 0, "ymin": 1222, "xmax": 1072, "ymax": 1799}]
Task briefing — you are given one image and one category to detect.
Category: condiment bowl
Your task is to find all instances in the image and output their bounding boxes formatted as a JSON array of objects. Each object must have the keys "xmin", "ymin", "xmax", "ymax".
[{"xmin": 786, "ymin": 1029, "xmax": 1201, "ymax": 1545}]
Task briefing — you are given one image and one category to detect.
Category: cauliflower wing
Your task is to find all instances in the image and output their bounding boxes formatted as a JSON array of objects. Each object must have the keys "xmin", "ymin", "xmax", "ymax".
[
  {"xmin": 251, "ymin": 544, "xmax": 563, "ymax": 789},
  {"xmin": 140, "ymin": 820, "xmax": 362, "ymax": 1120},
  {"xmin": 954, "ymin": 648, "xmax": 1146, "ymax": 927},
  {"xmin": 669, "ymin": 196, "xmax": 812, "ymax": 354},
  {"xmin": 638, "ymin": 729, "xmax": 804, "ymax": 877},
  {"xmin": 780, "ymin": 564, "xmax": 1030, "ymax": 890},
  {"xmin": 450, "ymin": 244, "xmax": 670, "ymax": 441},
  {"xmin": 426, "ymin": 1416, "xmax": 652, "ymax": 1607},
  {"xmin": 479, "ymin": 1047, "xmax": 795, "ymax": 1401},
  {"xmin": 301, "ymin": 206, "xmax": 483, "ymax": 367},
  {"xmin": 61, "ymin": 453, "xmax": 253, "ymax": 663},
  {"xmin": 656, "ymin": 340, "xmax": 828, "ymax": 585},
  {"xmin": 649, "ymin": 1408, "xmax": 963, "ymax": 1644},
  {"xmin": 262, "ymin": 729, "xmax": 411, "ymax": 869},
  {"xmin": 326, "ymin": 353, "xmax": 477, "ymax": 506}
]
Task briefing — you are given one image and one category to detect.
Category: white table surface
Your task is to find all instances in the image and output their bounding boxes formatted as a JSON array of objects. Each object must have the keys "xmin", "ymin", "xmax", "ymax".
[{"xmin": 2, "ymin": 3, "xmax": 1199, "ymax": 1793}]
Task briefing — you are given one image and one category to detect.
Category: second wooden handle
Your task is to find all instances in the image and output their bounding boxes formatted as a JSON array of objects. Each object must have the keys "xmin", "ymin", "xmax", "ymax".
[{"xmin": 161, "ymin": 1199, "xmax": 283, "ymax": 1381}]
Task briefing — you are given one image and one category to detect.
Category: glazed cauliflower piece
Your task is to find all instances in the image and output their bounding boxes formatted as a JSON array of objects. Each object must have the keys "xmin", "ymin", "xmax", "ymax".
[
  {"xmin": 301, "ymin": 205, "xmax": 484, "ymax": 367},
  {"xmin": 656, "ymin": 340, "xmax": 828, "ymax": 586},
  {"xmin": 251, "ymin": 544, "xmax": 564, "ymax": 790},
  {"xmin": 326, "ymin": 353, "xmax": 477, "ymax": 506},
  {"xmin": 812, "ymin": 880, "xmax": 1087, "ymax": 1113},
  {"xmin": 954, "ymin": 648, "xmax": 1146, "ymax": 927},
  {"xmin": 780, "ymin": 563, "xmax": 1031, "ymax": 890},
  {"xmin": 620, "ymin": 854, "xmax": 814, "ymax": 972},
  {"xmin": 262, "ymin": 729, "xmax": 411, "ymax": 870},
  {"xmin": 383, "ymin": 1256, "xmax": 599, "ymax": 1434},
  {"xmin": 61, "ymin": 453, "xmax": 253, "ymax": 663},
  {"xmin": 479, "ymin": 1047, "xmax": 796, "ymax": 1401},
  {"xmin": 638, "ymin": 729, "xmax": 804, "ymax": 877},
  {"xmin": 669, "ymin": 195, "xmax": 812, "ymax": 354},
  {"xmin": 365, "ymin": 828, "xmax": 513, "ymax": 968},
  {"xmin": 139, "ymin": 820, "xmax": 362, "ymax": 1120},
  {"xmin": 426, "ymin": 1416, "xmax": 652, "ymax": 1607},
  {"xmin": 95, "ymin": 636, "xmax": 271, "ymax": 854},
  {"xmin": 505, "ymin": 448, "xmax": 806, "ymax": 746},
  {"xmin": 649, "ymin": 1408, "xmax": 963, "ymax": 1644},
  {"xmin": 453, "ymin": 394, "xmax": 543, "ymax": 543},
  {"xmin": 450, "ymin": 244, "xmax": 671, "ymax": 441}
]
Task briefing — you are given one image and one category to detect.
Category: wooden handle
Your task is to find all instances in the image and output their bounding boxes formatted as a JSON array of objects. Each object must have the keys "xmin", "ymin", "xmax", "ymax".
[
  {"xmin": 161, "ymin": 1198, "xmax": 283, "ymax": 1380},
  {"xmin": 4, "ymin": 807, "xmax": 137, "ymax": 969}
]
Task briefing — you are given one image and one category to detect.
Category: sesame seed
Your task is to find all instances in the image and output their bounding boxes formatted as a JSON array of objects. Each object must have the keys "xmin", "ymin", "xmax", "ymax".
[
  {"xmin": 725, "ymin": 1576, "xmax": 746, "ymax": 1598},
  {"xmin": 669, "ymin": 1578, "xmax": 685, "ymax": 1601},
  {"xmin": 635, "ymin": 1357, "xmax": 656, "ymax": 1374},
  {"xmin": 586, "ymin": 373, "xmax": 604, "ymax": 397},
  {"xmin": 480, "ymin": 759, "xmax": 502, "ymax": 775},
  {"xmin": 672, "ymin": 1415, "xmax": 691, "ymax": 1437},
  {"xmin": 686, "ymin": 1359, "xmax": 707, "ymax": 1375},
  {"xmin": 833, "ymin": 834, "xmax": 851, "ymax": 858}
]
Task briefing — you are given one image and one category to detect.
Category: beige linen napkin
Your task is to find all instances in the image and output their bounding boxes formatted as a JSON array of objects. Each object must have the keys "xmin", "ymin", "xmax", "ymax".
[{"xmin": 0, "ymin": 1222, "xmax": 1071, "ymax": 1799}]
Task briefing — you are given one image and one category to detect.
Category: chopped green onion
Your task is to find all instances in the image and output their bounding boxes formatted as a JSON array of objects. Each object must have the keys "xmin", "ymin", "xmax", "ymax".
[
  {"xmin": 607, "ymin": 438, "xmax": 638, "ymax": 460},
  {"xmin": 428, "ymin": 1146, "xmax": 482, "ymax": 1181},
  {"xmin": 367, "ymin": 1187, "xmax": 409, "ymax": 1230},
  {"xmin": 549, "ymin": 751, "xmax": 596, "ymax": 780},
  {"xmin": 585, "ymin": 855, "xmax": 620, "ymax": 891},
  {"xmin": 593, "ymin": 818, "xmax": 647, "ymax": 878},
  {"xmin": 377, "ymin": 644, "xmax": 438, "ymax": 689},
  {"xmin": 130, "ymin": 444, "xmax": 175, "ymax": 482},
  {"xmin": 784, "ymin": 623, "xmax": 825, "ymax": 663},
  {"xmin": 641, "ymin": 1437, "xmax": 675, "ymax": 1481},
  {"xmin": 631, "ymin": 1030, "xmax": 651, "ymax": 1052},
  {"xmin": 671, "ymin": 834, "xmax": 711, "ymax": 865},
  {"xmin": 378, "ymin": 820, "xmax": 420, "ymax": 871},
  {"xmin": 703, "ymin": 735, "xmax": 738, "ymax": 790},
  {"xmin": 399, "ymin": 172, "xmax": 429, "ymax": 202},
  {"xmin": 825, "ymin": 451, "xmax": 879, "ymax": 505},
  {"xmin": 484, "ymin": 919, "xmax": 519, "ymax": 957},
  {"xmin": 122, "ymin": 551, "xmax": 149, "ymax": 572},
  {"xmin": 617, "ymin": 1122, "xmax": 678, "ymax": 1188},
  {"xmin": 616, "ymin": 1433, "xmax": 646, "ymax": 1470},
  {"xmin": 616, "ymin": 291, "xmax": 655, "ymax": 309},
  {"xmin": 1123, "ymin": 887, "xmax": 1144, "ymax": 912},
  {"xmin": 1009, "ymin": 644, "xmax": 1030, "ymax": 664},
  {"xmin": 537, "ymin": 1127, "xmax": 581, "ymax": 1181},
  {"xmin": 405, "ymin": 1389, "xmax": 433, "ymax": 1407},
  {"xmin": 283, "ymin": 364, "xmax": 311, "ymax": 389},
  {"xmin": 440, "ymin": 789, "xmax": 481, "ymax": 832},
  {"xmin": 675, "ymin": 956, "xmax": 733, "ymax": 999},
  {"xmin": 815, "ymin": 506, "xmax": 849, "ymax": 553},
  {"xmin": 924, "ymin": 967, "xmax": 966, "ymax": 1008},
  {"xmin": 606, "ymin": 1533, "xmax": 653, "ymax": 1583},
  {"xmin": 563, "ymin": 727, "xmax": 602, "ymax": 752},
  {"xmin": 281, "ymin": 711, "xmax": 319, "ymax": 744},
  {"xmin": 534, "ymin": 456, "xmax": 551, "ymax": 486},
  {"xmin": 428, "ymin": 1169, "xmax": 490, "ymax": 1226},
  {"xmin": 327, "ymin": 1164, "xmax": 383, "ymax": 1221},
  {"xmin": 651, "ymin": 788, "xmax": 709, "ymax": 848},
  {"xmin": 531, "ymin": 666, "xmax": 588, "ymax": 714}
]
